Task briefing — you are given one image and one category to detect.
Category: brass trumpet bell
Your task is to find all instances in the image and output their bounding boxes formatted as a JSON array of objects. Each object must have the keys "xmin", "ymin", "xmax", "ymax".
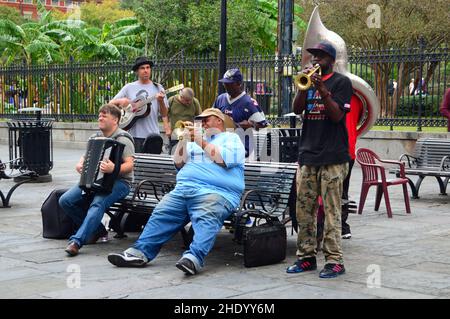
[
  {"xmin": 294, "ymin": 64, "xmax": 321, "ymax": 91},
  {"xmin": 173, "ymin": 120, "xmax": 193, "ymax": 140}
]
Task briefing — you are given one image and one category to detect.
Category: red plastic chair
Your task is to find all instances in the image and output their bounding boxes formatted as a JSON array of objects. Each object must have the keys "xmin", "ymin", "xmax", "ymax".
[{"xmin": 356, "ymin": 148, "xmax": 411, "ymax": 218}]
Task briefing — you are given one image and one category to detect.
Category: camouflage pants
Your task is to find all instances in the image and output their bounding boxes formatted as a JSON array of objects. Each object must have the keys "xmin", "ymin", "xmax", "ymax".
[{"xmin": 296, "ymin": 163, "xmax": 349, "ymax": 264}]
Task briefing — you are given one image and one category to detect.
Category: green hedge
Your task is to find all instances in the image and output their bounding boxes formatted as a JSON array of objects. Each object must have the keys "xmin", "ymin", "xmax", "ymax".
[{"xmin": 395, "ymin": 95, "xmax": 443, "ymax": 117}]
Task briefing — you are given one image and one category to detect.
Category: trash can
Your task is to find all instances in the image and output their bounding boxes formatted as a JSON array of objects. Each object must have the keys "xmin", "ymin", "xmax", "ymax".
[
  {"xmin": 252, "ymin": 128, "xmax": 301, "ymax": 163},
  {"xmin": 276, "ymin": 128, "xmax": 302, "ymax": 163},
  {"xmin": 7, "ymin": 107, "xmax": 53, "ymax": 183}
]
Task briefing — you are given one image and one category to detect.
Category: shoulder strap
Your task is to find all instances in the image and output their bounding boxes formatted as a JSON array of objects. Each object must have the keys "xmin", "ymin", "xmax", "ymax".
[
  {"xmin": 113, "ymin": 132, "xmax": 134, "ymax": 144},
  {"xmin": 168, "ymin": 95, "xmax": 175, "ymax": 108},
  {"xmin": 153, "ymin": 82, "xmax": 162, "ymax": 92}
]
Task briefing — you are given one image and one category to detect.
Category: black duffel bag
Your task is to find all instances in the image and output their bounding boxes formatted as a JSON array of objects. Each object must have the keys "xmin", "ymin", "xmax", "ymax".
[{"xmin": 235, "ymin": 211, "xmax": 287, "ymax": 268}]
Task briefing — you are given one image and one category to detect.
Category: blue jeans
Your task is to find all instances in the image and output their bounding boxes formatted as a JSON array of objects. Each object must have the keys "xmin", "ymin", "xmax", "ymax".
[
  {"xmin": 59, "ymin": 180, "xmax": 130, "ymax": 247},
  {"xmin": 133, "ymin": 190, "xmax": 234, "ymax": 270}
]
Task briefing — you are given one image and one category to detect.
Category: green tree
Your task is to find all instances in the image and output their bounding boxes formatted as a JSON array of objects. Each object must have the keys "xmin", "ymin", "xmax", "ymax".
[
  {"xmin": 0, "ymin": 2, "xmax": 61, "ymax": 65},
  {"xmin": 297, "ymin": 0, "xmax": 449, "ymax": 49},
  {"xmin": 134, "ymin": 0, "xmax": 305, "ymax": 56},
  {"xmin": 0, "ymin": 6, "xmax": 26, "ymax": 25},
  {"xmin": 119, "ymin": 0, "xmax": 143, "ymax": 10},
  {"xmin": 79, "ymin": 0, "xmax": 135, "ymax": 28},
  {"xmin": 80, "ymin": 17, "xmax": 144, "ymax": 60}
]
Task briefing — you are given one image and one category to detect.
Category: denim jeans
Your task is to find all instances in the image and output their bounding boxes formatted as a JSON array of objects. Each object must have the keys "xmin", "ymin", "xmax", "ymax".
[
  {"xmin": 133, "ymin": 190, "xmax": 234, "ymax": 270},
  {"xmin": 59, "ymin": 180, "xmax": 130, "ymax": 247}
]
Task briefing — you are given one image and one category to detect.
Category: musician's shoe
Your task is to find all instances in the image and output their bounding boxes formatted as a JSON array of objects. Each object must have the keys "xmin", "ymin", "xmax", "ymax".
[
  {"xmin": 286, "ymin": 257, "xmax": 317, "ymax": 273},
  {"xmin": 107, "ymin": 248, "xmax": 148, "ymax": 267},
  {"xmin": 175, "ymin": 257, "xmax": 197, "ymax": 276},
  {"xmin": 87, "ymin": 230, "xmax": 109, "ymax": 245},
  {"xmin": 319, "ymin": 263, "xmax": 345, "ymax": 278},
  {"xmin": 65, "ymin": 242, "xmax": 80, "ymax": 257}
]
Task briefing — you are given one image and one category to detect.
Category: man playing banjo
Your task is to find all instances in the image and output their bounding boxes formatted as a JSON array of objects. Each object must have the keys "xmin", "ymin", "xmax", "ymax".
[{"xmin": 109, "ymin": 56, "xmax": 170, "ymax": 153}]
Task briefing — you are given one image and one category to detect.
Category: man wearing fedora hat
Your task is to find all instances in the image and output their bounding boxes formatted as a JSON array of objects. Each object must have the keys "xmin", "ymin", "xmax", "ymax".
[
  {"xmin": 109, "ymin": 56, "xmax": 170, "ymax": 152},
  {"xmin": 107, "ymin": 108, "xmax": 245, "ymax": 276}
]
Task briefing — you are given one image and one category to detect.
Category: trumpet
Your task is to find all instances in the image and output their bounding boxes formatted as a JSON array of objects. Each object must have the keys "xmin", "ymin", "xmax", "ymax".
[
  {"xmin": 294, "ymin": 64, "xmax": 321, "ymax": 91},
  {"xmin": 173, "ymin": 120, "xmax": 194, "ymax": 140}
]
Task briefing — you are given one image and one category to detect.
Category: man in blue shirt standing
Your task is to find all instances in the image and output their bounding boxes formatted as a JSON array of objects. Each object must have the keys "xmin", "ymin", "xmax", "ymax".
[
  {"xmin": 213, "ymin": 68, "xmax": 268, "ymax": 158},
  {"xmin": 107, "ymin": 108, "xmax": 245, "ymax": 276},
  {"xmin": 213, "ymin": 68, "xmax": 268, "ymax": 130}
]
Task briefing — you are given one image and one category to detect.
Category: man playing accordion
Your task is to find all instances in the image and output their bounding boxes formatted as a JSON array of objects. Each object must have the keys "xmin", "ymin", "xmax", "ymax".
[{"xmin": 60, "ymin": 104, "xmax": 135, "ymax": 257}]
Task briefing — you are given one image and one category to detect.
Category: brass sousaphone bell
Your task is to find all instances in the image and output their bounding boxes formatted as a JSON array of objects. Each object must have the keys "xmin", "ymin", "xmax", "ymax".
[
  {"xmin": 301, "ymin": 6, "xmax": 380, "ymax": 137},
  {"xmin": 294, "ymin": 64, "xmax": 321, "ymax": 91}
]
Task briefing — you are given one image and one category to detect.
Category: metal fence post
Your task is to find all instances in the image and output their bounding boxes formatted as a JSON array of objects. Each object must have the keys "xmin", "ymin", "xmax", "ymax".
[{"xmin": 417, "ymin": 37, "xmax": 426, "ymax": 132}]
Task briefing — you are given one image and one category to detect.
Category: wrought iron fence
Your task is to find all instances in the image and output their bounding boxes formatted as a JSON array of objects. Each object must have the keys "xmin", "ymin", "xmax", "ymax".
[{"xmin": 0, "ymin": 44, "xmax": 448, "ymax": 129}]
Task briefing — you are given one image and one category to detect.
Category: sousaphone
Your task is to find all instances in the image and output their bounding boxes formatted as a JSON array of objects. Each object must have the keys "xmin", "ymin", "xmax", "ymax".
[{"xmin": 301, "ymin": 7, "xmax": 379, "ymax": 137}]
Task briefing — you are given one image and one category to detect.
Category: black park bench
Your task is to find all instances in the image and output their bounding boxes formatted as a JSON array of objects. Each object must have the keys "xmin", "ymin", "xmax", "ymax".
[
  {"xmin": 107, "ymin": 153, "xmax": 297, "ymax": 248},
  {"xmin": 0, "ymin": 158, "xmax": 36, "ymax": 208},
  {"xmin": 390, "ymin": 138, "xmax": 450, "ymax": 198}
]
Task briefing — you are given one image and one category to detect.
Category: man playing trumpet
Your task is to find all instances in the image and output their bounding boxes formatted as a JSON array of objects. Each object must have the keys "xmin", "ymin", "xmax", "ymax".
[
  {"xmin": 107, "ymin": 109, "xmax": 244, "ymax": 275},
  {"xmin": 288, "ymin": 41, "xmax": 353, "ymax": 278}
]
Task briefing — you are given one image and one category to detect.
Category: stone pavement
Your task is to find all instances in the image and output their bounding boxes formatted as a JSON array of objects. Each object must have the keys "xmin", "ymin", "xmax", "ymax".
[{"xmin": 1, "ymin": 142, "xmax": 450, "ymax": 299}]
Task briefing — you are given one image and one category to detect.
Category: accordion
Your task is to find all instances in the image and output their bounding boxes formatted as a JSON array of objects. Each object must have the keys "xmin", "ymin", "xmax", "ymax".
[{"xmin": 79, "ymin": 137, "xmax": 125, "ymax": 194}]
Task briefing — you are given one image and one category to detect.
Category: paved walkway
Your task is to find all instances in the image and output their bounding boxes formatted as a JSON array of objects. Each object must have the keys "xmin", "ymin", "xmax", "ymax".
[{"xmin": 1, "ymin": 143, "xmax": 450, "ymax": 299}]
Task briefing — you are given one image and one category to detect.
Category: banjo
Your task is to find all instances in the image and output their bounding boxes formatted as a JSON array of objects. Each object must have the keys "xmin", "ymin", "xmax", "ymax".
[{"xmin": 119, "ymin": 84, "xmax": 184, "ymax": 131}]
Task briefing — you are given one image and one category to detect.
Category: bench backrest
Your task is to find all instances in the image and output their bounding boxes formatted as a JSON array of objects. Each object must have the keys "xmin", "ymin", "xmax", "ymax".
[
  {"xmin": 131, "ymin": 154, "xmax": 297, "ymax": 216},
  {"xmin": 413, "ymin": 138, "xmax": 450, "ymax": 168},
  {"xmin": 243, "ymin": 161, "xmax": 297, "ymax": 217},
  {"xmin": 132, "ymin": 153, "xmax": 177, "ymax": 201}
]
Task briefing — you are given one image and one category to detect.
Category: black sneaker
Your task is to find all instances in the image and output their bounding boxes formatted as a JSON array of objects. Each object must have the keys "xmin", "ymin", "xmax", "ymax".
[
  {"xmin": 107, "ymin": 251, "xmax": 148, "ymax": 267},
  {"xmin": 175, "ymin": 257, "xmax": 197, "ymax": 275},
  {"xmin": 319, "ymin": 263, "xmax": 345, "ymax": 278},
  {"xmin": 286, "ymin": 257, "xmax": 317, "ymax": 273}
]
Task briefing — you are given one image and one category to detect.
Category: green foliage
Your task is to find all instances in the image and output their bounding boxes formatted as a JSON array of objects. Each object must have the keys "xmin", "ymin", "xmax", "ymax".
[
  {"xmin": 0, "ymin": 6, "xmax": 25, "ymax": 25},
  {"xmin": 1, "ymin": 0, "xmax": 306, "ymax": 64},
  {"xmin": 79, "ymin": 0, "xmax": 135, "ymax": 28},
  {"xmin": 396, "ymin": 95, "xmax": 443, "ymax": 117},
  {"xmin": 135, "ymin": 0, "xmax": 305, "ymax": 56},
  {"xmin": 297, "ymin": 0, "xmax": 449, "ymax": 49}
]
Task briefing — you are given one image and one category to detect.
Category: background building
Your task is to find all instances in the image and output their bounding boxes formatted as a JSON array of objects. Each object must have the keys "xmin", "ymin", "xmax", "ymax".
[{"xmin": 0, "ymin": 0, "xmax": 102, "ymax": 20}]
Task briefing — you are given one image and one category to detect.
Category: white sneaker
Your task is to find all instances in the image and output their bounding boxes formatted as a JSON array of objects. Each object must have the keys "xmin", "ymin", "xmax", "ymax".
[
  {"xmin": 342, "ymin": 233, "xmax": 352, "ymax": 239},
  {"xmin": 107, "ymin": 250, "xmax": 148, "ymax": 267}
]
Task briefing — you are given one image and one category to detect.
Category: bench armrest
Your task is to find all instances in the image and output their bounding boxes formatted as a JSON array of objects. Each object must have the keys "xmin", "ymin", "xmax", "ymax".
[
  {"xmin": 132, "ymin": 179, "xmax": 174, "ymax": 202},
  {"xmin": 398, "ymin": 154, "xmax": 417, "ymax": 168},
  {"xmin": 440, "ymin": 155, "xmax": 450, "ymax": 171},
  {"xmin": 1, "ymin": 158, "xmax": 37, "ymax": 180},
  {"xmin": 237, "ymin": 189, "xmax": 281, "ymax": 215}
]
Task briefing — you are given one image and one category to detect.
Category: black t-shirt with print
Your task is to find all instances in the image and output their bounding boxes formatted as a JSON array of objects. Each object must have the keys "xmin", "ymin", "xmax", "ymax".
[{"xmin": 298, "ymin": 72, "xmax": 353, "ymax": 166}]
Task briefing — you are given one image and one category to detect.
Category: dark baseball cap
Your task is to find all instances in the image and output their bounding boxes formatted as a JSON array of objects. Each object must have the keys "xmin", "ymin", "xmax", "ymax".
[
  {"xmin": 306, "ymin": 41, "xmax": 336, "ymax": 60},
  {"xmin": 218, "ymin": 68, "xmax": 243, "ymax": 83},
  {"xmin": 132, "ymin": 56, "xmax": 154, "ymax": 71}
]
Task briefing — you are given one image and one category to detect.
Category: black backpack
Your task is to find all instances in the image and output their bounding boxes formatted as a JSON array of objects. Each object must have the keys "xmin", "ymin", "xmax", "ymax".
[{"xmin": 41, "ymin": 188, "xmax": 76, "ymax": 239}]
